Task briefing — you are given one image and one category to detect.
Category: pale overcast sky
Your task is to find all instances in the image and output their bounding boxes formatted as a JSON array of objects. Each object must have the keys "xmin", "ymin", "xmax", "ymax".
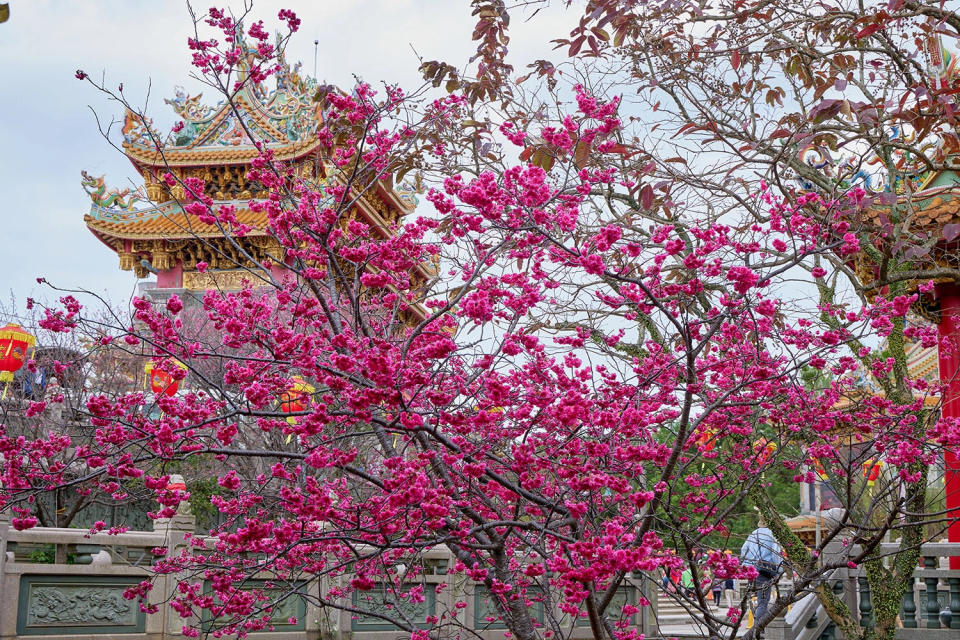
[{"xmin": 0, "ymin": 0, "xmax": 568, "ymax": 317}]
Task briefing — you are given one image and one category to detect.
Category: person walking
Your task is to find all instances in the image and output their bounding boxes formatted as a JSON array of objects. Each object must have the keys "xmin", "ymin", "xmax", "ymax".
[
  {"xmin": 740, "ymin": 517, "xmax": 782, "ymax": 636},
  {"xmin": 680, "ymin": 566, "xmax": 695, "ymax": 597},
  {"xmin": 711, "ymin": 571, "xmax": 723, "ymax": 607},
  {"xmin": 723, "ymin": 549, "xmax": 736, "ymax": 608},
  {"xmin": 723, "ymin": 575, "xmax": 736, "ymax": 608}
]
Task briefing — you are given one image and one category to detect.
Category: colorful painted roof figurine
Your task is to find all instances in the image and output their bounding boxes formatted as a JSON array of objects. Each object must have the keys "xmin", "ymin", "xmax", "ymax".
[
  {"xmin": 123, "ymin": 32, "xmax": 324, "ymax": 168},
  {"xmin": 81, "ymin": 33, "xmax": 423, "ymax": 293}
]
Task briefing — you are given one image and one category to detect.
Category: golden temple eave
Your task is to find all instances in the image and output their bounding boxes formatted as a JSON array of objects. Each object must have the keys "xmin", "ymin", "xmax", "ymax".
[
  {"xmin": 84, "ymin": 208, "xmax": 270, "ymax": 241},
  {"xmin": 123, "ymin": 137, "xmax": 321, "ymax": 168}
]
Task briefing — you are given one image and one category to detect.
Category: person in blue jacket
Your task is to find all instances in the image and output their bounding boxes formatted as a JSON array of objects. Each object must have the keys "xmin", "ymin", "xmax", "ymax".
[{"xmin": 740, "ymin": 516, "xmax": 783, "ymax": 633}]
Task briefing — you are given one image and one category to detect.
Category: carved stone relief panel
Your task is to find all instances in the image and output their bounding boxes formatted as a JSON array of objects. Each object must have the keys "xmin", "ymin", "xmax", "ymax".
[
  {"xmin": 18, "ymin": 576, "xmax": 146, "ymax": 635},
  {"xmin": 351, "ymin": 583, "xmax": 437, "ymax": 630}
]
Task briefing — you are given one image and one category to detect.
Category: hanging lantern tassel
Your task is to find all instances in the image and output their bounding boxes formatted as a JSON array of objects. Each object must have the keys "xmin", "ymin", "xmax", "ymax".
[
  {"xmin": 863, "ymin": 458, "xmax": 884, "ymax": 492},
  {"xmin": 0, "ymin": 324, "xmax": 36, "ymax": 399}
]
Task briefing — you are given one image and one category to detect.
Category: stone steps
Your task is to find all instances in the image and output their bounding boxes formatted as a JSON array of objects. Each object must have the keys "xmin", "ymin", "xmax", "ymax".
[
  {"xmin": 651, "ymin": 584, "xmax": 796, "ymax": 637},
  {"xmin": 655, "ymin": 592, "xmax": 733, "ymax": 622}
]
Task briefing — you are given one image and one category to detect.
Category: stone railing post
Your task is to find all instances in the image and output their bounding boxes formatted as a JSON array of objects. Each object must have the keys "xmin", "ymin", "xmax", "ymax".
[
  {"xmin": 152, "ymin": 512, "xmax": 196, "ymax": 640},
  {"xmin": 924, "ymin": 556, "xmax": 941, "ymax": 629},
  {"xmin": 950, "ymin": 577, "xmax": 960, "ymax": 630},
  {"xmin": 642, "ymin": 573, "xmax": 658, "ymax": 638},
  {"xmin": 857, "ymin": 576, "xmax": 873, "ymax": 628},
  {"xmin": 765, "ymin": 607, "xmax": 793, "ymax": 640},
  {"xmin": 901, "ymin": 575, "xmax": 918, "ymax": 628},
  {"xmin": 152, "ymin": 476, "xmax": 197, "ymax": 640},
  {"xmin": 303, "ymin": 576, "xmax": 324, "ymax": 640},
  {"xmin": 0, "ymin": 507, "xmax": 8, "ymax": 570}
]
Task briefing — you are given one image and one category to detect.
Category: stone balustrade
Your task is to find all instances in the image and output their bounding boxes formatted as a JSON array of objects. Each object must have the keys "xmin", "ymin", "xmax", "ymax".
[
  {"xmin": 0, "ymin": 512, "xmax": 658, "ymax": 640},
  {"xmin": 764, "ymin": 542, "xmax": 960, "ymax": 640}
]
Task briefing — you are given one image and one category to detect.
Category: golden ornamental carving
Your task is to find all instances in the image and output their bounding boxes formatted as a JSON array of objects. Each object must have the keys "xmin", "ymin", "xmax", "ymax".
[
  {"xmin": 352, "ymin": 191, "xmax": 402, "ymax": 231},
  {"xmin": 118, "ymin": 252, "xmax": 137, "ymax": 271},
  {"xmin": 183, "ymin": 269, "xmax": 258, "ymax": 291},
  {"xmin": 151, "ymin": 250, "xmax": 175, "ymax": 271},
  {"xmin": 145, "ymin": 182, "xmax": 166, "ymax": 202}
]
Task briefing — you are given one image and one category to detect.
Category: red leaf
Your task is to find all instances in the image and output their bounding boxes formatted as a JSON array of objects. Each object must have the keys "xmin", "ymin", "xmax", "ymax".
[
  {"xmin": 674, "ymin": 122, "xmax": 699, "ymax": 138},
  {"xmin": 640, "ymin": 184, "xmax": 654, "ymax": 210},
  {"xmin": 854, "ymin": 23, "xmax": 882, "ymax": 39},
  {"xmin": 574, "ymin": 141, "xmax": 590, "ymax": 169},
  {"xmin": 810, "ymin": 99, "xmax": 843, "ymax": 124},
  {"xmin": 569, "ymin": 35, "xmax": 586, "ymax": 57},
  {"xmin": 731, "ymin": 49, "xmax": 741, "ymax": 71}
]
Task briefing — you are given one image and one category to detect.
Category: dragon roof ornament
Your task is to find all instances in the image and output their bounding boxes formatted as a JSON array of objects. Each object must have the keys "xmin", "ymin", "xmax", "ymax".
[
  {"xmin": 794, "ymin": 42, "xmax": 960, "ymax": 200},
  {"xmin": 81, "ymin": 170, "xmax": 148, "ymax": 211},
  {"xmin": 122, "ymin": 32, "xmax": 323, "ymax": 158},
  {"xmin": 795, "ymin": 127, "xmax": 960, "ymax": 201}
]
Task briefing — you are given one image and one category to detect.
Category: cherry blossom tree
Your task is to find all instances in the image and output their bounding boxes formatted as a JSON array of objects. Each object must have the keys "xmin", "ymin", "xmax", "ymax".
[
  {"xmin": 2, "ymin": 4, "xmax": 958, "ymax": 640},
  {"xmin": 427, "ymin": 1, "xmax": 960, "ymax": 639}
]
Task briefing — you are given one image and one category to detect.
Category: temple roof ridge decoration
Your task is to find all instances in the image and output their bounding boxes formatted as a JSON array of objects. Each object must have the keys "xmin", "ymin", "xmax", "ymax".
[
  {"xmin": 797, "ymin": 128, "xmax": 960, "ymax": 201},
  {"xmin": 122, "ymin": 38, "xmax": 326, "ymax": 167},
  {"xmin": 796, "ymin": 42, "xmax": 959, "ymax": 203},
  {"xmin": 798, "ymin": 110, "xmax": 960, "ymax": 320}
]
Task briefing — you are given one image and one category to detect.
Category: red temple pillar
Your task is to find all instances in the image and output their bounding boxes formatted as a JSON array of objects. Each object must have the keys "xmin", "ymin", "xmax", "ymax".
[{"xmin": 936, "ymin": 284, "xmax": 960, "ymax": 569}]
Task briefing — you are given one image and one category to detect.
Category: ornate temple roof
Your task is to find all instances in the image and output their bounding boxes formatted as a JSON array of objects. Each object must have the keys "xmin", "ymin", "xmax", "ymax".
[
  {"xmin": 81, "ymin": 42, "xmax": 328, "ymax": 252},
  {"xmin": 858, "ymin": 157, "xmax": 960, "ymax": 320},
  {"xmin": 860, "ymin": 152, "xmax": 960, "ymax": 230},
  {"xmin": 802, "ymin": 132, "xmax": 960, "ymax": 320},
  {"xmin": 801, "ymin": 136, "xmax": 960, "ymax": 231},
  {"xmin": 80, "ymin": 39, "xmax": 421, "ymax": 283}
]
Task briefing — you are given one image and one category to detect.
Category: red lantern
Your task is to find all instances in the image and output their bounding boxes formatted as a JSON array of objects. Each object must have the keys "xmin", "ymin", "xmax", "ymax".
[
  {"xmin": 280, "ymin": 378, "xmax": 314, "ymax": 416},
  {"xmin": 0, "ymin": 324, "xmax": 35, "ymax": 383},
  {"xmin": 145, "ymin": 359, "xmax": 187, "ymax": 397}
]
